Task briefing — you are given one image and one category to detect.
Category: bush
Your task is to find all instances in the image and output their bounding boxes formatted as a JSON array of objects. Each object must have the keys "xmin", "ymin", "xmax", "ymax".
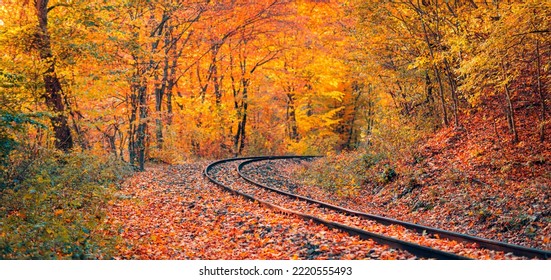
[
  {"xmin": 379, "ymin": 164, "xmax": 397, "ymax": 184},
  {"xmin": 287, "ymin": 133, "xmax": 342, "ymax": 155},
  {"xmin": 0, "ymin": 110, "xmax": 47, "ymax": 167},
  {"xmin": 361, "ymin": 153, "xmax": 384, "ymax": 168},
  {"xmin": 0, "ymin": 148, "xmax": 131, "ymax": 259}
]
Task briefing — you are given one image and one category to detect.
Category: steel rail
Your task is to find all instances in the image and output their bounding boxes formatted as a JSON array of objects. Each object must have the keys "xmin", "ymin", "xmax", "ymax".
[
  {"xmin": 204, "ymin": 156, "xmax": 470, "ymax": 260},
  {"xmin": 238, "ymin": 157, "xmax": 551, "ymax": 260}
]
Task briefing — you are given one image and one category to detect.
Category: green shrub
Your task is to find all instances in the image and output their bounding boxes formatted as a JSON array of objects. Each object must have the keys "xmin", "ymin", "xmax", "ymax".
[
  {"xmin": 0, "ymin": 110, "xmax": 47, "ymax": 167},
  {"xmin": 379, "ymin": 164, "xmax": 397, "ymax": 184},
  {"xmin": 360, "ymin": 153, "xmax": 384, "ymax": 168},
  {"xmin": 0, "ymin": 148, "xmax": 131, "ymax": 259}
]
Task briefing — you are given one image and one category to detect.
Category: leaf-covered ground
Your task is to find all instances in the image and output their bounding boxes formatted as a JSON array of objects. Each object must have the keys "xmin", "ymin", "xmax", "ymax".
[
  {"xmin": 106, "ymin": 163, "xmax": 416, "ymax": 259},
  {"xmin": 246, "ymin": 157, "xmax": 550, "ymax": 252},
  {"xmin": 243, "ymin": 114, "xmax": 551, "ymax": 252},
  {"xmin": 221, "ymin": 160, "xmax": 526, "ymax": 259}
]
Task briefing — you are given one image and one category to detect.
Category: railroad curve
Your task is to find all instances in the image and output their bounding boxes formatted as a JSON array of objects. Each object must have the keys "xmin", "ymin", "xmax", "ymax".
[{"xmin": 205, "ymin": 156, "xmax": 551, "ymax": 260}]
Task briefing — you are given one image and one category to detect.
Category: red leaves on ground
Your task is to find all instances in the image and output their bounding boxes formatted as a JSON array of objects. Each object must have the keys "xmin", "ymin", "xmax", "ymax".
[
  {"xmin": 246, "ymin": 132, "xmax": 550, "ymax": 255},
  {"xmin": 106, "ymin": 163, "xmax": 414, "ymax": 259}
]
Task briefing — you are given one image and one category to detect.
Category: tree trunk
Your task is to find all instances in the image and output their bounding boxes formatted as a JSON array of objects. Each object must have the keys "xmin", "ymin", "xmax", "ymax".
[
  {"xmin": 128, "ymin": 84, "xmax": 138, "ymax": 167},
  {"xmin": 197, "ymin": 64, "xmax": 209, "ymax": 103},
  {"xmin": 239, "ymin": 86, "xmax": 248, "ymax": 154},
  {"xmin": 434, "ymin": 66, "xmax": 449, "ymax": 127},
  {"xmin": 68, "ymin": 108, "xmax": 90, "ymax": 150},
  {"xmin": 166, "ymin": 45, "xmax": 177, "ymax": 126},
  {"xmin": 425, "ymin": 71, "xmax": 435, "ymax": 108},
  {"xmin": 345, "ymin": 84, "xmax": 362, "ymax": 150},
  {"xmin": 286, "ymin": 90, "xmax": 299, "ymax": 141},
  {"xmin": 128, "ymin": 70, "xmax": 149, "ymax": 171},
  {"xmin": 504, "ymin": 83, "xmax": 518, "ymax": 143},
  {"xmin": 154, "ymin": 46, "xmax": 170, "ymax": 149},
  {"xmin": 365, "ymin": 84, "xmax": 375, "ymax": 137},
  {"xmin": 536, "ymin": 39, "xmax": 546, "ymax": 142},
  {"xmin": 211, "ymin": 45, "xmax": 222, "ymax": 107},
  {"xmin": 418, "ymin": 8, "xmax": 448, "ymax": 127},
  {"xmin": 233, "ymin": 79, "xmax": 249, "ymax": 156},
  {"xmin": 501, "ymin": 60, "xmax": 518, "ymax": 143},
  {"xmin": 136, "ymin": 84, "xmax": 148, "ymax": 171},
  {"xmin": 35, "ymin": 0, "xmax": 73, "ymax": 151},
  {"xmin": 444, "ymin": 59, "xmax": 460, "ymax": 128}
]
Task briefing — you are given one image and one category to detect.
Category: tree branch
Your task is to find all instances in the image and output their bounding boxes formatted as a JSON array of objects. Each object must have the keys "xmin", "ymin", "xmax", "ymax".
[{"xmin": 47, "ymin": 3, "xmax": 71, "ymax": 13}]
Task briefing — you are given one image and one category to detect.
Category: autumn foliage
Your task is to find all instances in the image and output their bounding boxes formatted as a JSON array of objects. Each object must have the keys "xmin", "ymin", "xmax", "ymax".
[{"xmin": 0, "ymin": 0, "xmax": 549, "ymax": 259}]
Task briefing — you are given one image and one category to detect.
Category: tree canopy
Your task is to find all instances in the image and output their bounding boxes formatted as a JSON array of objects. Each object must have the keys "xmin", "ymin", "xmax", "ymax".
[{"xmin": 0, "ymin": 0, "xmax": 548, "ymax": 169}]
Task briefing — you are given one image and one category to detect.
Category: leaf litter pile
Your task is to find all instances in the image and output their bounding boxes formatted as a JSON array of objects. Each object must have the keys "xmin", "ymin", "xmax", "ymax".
[{"xmin": 106, "ymin": 163, "xmax": 415, "ymax": 259}]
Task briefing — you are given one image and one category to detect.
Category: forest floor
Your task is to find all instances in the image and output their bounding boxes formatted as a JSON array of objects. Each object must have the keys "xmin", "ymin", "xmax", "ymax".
[
  {"xmin": 106, "ymin": 149, "xmax": 549, "ymax": 260},
  {"xmin": 243, "ymin": 111, "xmax": 551, "ymax": 252},
  {"xmin": 246, "ymin": 157, "xmax": 550, "ymax": 252},
  {"xmin": 106, "ymin": 163, "xmax": 416, "ymax": 260}
]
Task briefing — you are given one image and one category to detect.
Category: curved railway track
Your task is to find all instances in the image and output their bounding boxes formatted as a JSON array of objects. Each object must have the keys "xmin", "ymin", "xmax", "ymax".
[{"xmin": 205, "ymin": 156, "xmax": 551, "ymax": 260}]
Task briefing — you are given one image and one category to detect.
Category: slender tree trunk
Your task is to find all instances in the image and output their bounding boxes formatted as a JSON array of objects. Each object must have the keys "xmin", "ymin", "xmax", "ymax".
[
  {"xmin": 136, "ymin": 84, "xmax": 148, "ymax": 171},
  {"xmin": 233, "ymin": 79, "xmax": 249, "ymax": 156},
  {"xmin": 107, "ymin": 134, "xmax": 116, "ymax": 155},
  {"xmin": 118, "ymin": 129, "xmax": 125, "ymax": 160},
  {"xmin": 154, "ymin": 107, "xmax": 163, "ymax": 150},
  {"xmin": 129, "ymin": 12, "xmax": 167, "ymax": 170},
  {"xmin": 425, "ymin": 71, "xmax": 435, "ymax": 107},
  {"xmin": 211, "ymin": 45, "xmax": 222, "ymax": 107},
  {"xmin": 286, "ymin": 91, "xmax": 299, "ymax": 141},
  {"xmin": 419, "ymin": 13, "xmax": 448, "ymax": 127},
  {"xmin": 501, "ymin": 60, "xmax": 518, "ymax": 143},
  {"xmin": 35, "ymin": 0, "xmax": 73, "ymax": 151},
  {"xmin": 234, "ymin": 113, "xmax": 247, "ymax": 156},
  {"xmin": 367, "ymin": 100, "xmax": 375, "ymax": 136},
  {"xmin": 434, "ymin": 66, "xmax": 449, "ymax": 126},
  {"xmin": 197, "ymin": 64, "xmax": 208, "ymax": 103},
  {"xmin": 239, "ymin": 86, "xmax": 248, "ymax": 154},
  {"xmin": 166, "ymin": 83, "xmax": 174, "ymax": 125},
  {"xmin": 504, "ymin": 83, "xmax": 518, "ymax": 143},
  {"xmin": 536, "ymin": 39, "xmax": 546, "ymax": 142},
  {"xmin": 166, "ymin": 45, "xmax": 177, "ymax": 126},
  {"xmin": 154, "ymin": 42, "xmax": 170, "ymax": 149},
  {"xmin": 96, "ymin": 125, "xmax": 118, "ymax": 156},
  {"xmin": 365, "ymin": 84, "xmax": 375, "ymax": 137},
  {"xmin": 345, "ymin": 85, "xmax": 362, "ymax": 150},
  {"xmin": 128, "ymin": 80, "xmax": 138, "ymax": 166},
  {"xmin": 444, "ymin": 59, "xmax": 460, "ymax": 128},
  {"xmin": 128, "ymin": 68, "xmax": 149, "ymax": 171},
  {"xmin": 154, "ymin": 81, "xmax": 164, "ymax": 150},
  {"xmin": 68, "ymin": 108, "xmax": 89, "ymax": 150}
]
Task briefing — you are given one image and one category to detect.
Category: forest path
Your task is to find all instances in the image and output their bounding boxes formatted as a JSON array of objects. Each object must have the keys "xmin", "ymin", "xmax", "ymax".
[{"xmin": 106, "ymin": 163, "xmax": 413, "ymax": 259}]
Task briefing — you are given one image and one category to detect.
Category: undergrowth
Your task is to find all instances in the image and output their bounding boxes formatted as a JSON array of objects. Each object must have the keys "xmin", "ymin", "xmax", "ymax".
[
  {"xmin": 295, "ymin": 150, "xmax": 399, "ymax": 198},
  {"xmin": 0, "ymin": 147, "xmax": 131, "ymax": 259}
]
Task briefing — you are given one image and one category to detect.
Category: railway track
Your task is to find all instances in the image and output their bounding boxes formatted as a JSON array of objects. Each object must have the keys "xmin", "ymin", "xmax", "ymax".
[{"xmin": 205, "ymin": 156, "xmax": 551, "ymax": 260}]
